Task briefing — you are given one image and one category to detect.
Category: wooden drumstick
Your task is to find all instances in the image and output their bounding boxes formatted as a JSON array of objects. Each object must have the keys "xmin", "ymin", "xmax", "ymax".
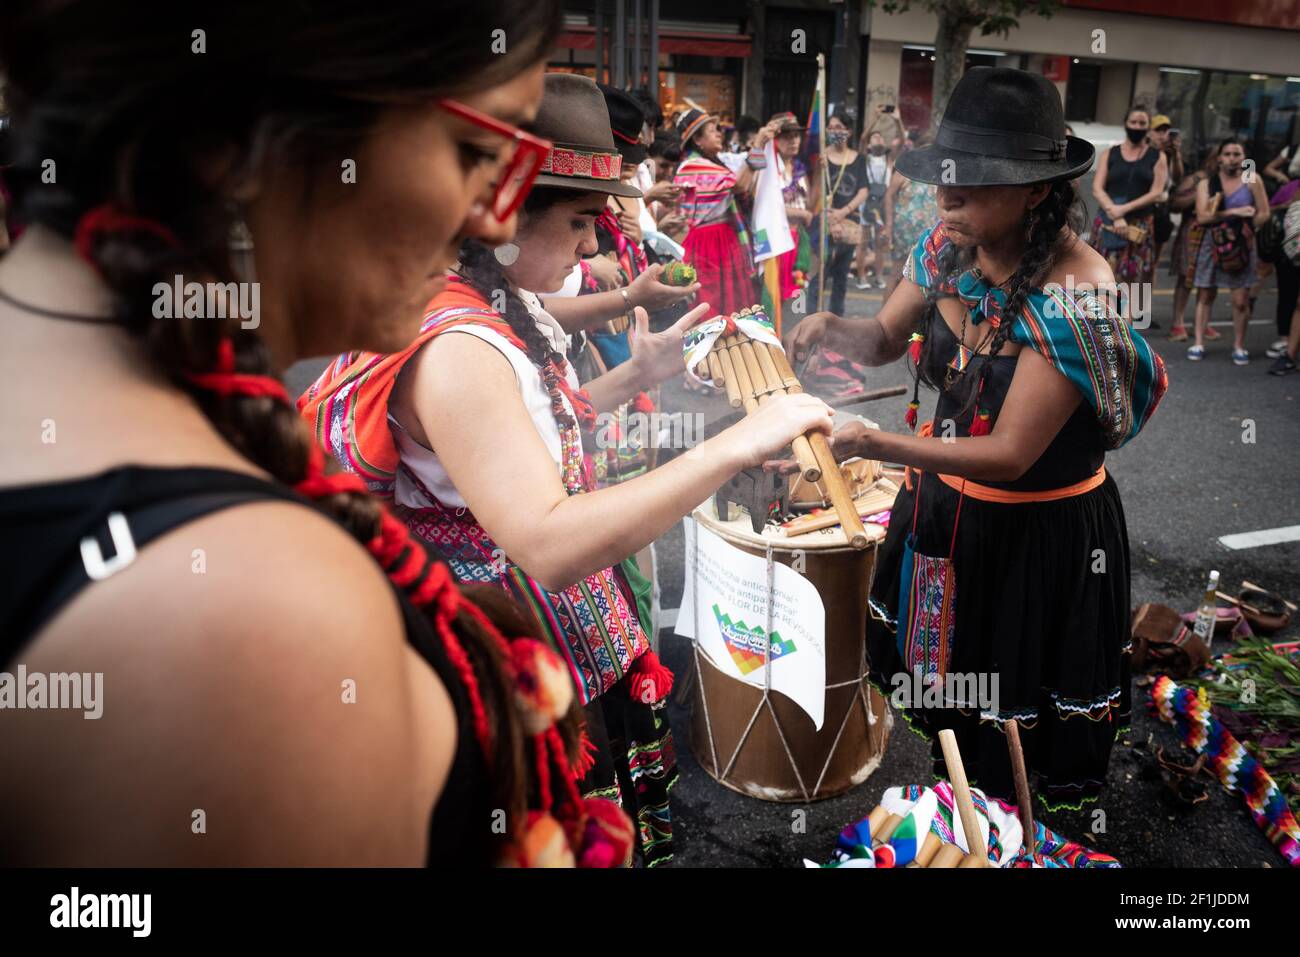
[
  {"xmin": 1005, "ymin": 719, "xmax": 1036, "ymax": 860},
  {"xmin": 938, "ymin": 728, "xmax": 989, "ymax": 867}
]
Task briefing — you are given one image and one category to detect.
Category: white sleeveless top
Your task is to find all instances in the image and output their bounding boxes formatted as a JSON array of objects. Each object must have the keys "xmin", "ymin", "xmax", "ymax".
[{"xmin": 392, "ymin": 289, "xmax": 578, "ymax": 510}]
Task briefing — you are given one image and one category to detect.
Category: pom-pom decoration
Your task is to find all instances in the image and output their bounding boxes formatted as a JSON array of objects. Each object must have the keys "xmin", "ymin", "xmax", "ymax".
[
  {"xmin": 511, "ymin": 639, "xmax": 574, "ymax": 734},
  {"xmin": 498, "ymin": 811, "xmax": 576, "ymax": 868}
]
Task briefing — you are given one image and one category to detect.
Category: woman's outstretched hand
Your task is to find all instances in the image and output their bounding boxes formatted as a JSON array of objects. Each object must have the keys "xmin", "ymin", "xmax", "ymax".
[
  {"xmin": 627, "ymin": 302, "xmax": 712, "ymax": 387},
  {"xmin": 783, "ymin": 311, "xmax": 840, "ymax": 364}
]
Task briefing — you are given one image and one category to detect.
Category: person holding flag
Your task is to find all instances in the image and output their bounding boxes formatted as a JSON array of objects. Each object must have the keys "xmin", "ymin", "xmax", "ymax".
[{"xmin": 770, "ymin": 112, "xmax": 815, "ymax": 322}]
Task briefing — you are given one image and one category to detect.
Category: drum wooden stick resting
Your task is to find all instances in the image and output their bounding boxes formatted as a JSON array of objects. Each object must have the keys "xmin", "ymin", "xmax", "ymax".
[
  {"xmin": 939, "ymin": 728, "xmax": 989, "ymax": 868},
  {"xmin": 1005, "ymin": 719, "xmax": 1036, "ymax": 859}
]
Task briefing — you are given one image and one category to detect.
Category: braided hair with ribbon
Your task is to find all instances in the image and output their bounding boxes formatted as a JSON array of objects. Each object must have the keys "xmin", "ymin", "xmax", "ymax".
[{"xmin": 904, "ymin": 179, "xmax": 1083, "ymax": 435}]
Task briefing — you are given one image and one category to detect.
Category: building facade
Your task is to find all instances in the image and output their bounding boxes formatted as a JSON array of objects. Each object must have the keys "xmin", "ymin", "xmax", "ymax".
[{"xmin": 556, "ymin": 1, "xmax": 1299, "ymax": 166}]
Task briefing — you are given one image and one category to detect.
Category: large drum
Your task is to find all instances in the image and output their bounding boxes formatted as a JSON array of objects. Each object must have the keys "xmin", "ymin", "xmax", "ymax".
[{"xmin": 687, "ymin": 502, "xmax": 893, "ymax": 802}]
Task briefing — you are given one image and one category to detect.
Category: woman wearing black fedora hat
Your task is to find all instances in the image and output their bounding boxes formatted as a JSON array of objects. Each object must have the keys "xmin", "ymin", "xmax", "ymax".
[
  {"xmin": 786, "ymin": 67, "xmax": 1167, "ymax": 812},
  {"xmin": 304, "ymin": 74, "xmax": 833, "ymax": 866}
]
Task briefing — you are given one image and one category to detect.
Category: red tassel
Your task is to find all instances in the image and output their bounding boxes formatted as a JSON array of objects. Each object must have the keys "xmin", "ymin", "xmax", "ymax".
[
  {"xmin": 572, "ymin": 726, "xmax": 599, "ymax": 780},
  {"xmin": 908, "ymin": 333, "xmax": 924, "ymax": 365},
  {"xmin": 632, "ymin": 391, "xmax": 655, "ymax": 415},
  {"xmin": 968, "ymin": 410, "xmax": 992, "ymax": 436},
  {"xmin": 904, "ymin": 401, "xmax": 919, "ymax": 431},
  {"xmin": 628, "ymin": 650, "xmax": 673, "ymax": 704}
]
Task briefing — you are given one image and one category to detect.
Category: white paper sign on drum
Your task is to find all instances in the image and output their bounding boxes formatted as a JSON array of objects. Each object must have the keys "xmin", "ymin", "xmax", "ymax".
[{"xmin": 675, "ymin": 518, "xmax": 827, "ymax": 729}]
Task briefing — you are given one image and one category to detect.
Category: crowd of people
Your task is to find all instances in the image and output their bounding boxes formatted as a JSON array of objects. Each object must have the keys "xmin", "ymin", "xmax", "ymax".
[{"xmin": 0, "ymin": 0, "xmax": 1288, "ymax": 870}]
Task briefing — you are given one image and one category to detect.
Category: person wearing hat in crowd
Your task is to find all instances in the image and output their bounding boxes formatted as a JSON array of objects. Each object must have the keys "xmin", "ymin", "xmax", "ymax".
[
  {"xmin": 1147, "ymin": 114, "xmax": 1181, "ymax": 274},
  {"xmin": 770, "ymin": 111, "xmax": 814, "ymax": 307},
  {"xmin": 301, "ymin": 73, "xmax": 834, "ymax": 866},
  {"xmin": 538, "ymin": 84, "xmax": 698, "ymax": 370},
  {"xmin": 673, "ymin": 108, "xmax": 779, "ymax": 317},
  {"xmin": 1090, "ymin": 105, "xmax": 1168, "ymax": 286},
  {"xmin": 784, "ymin": 67, "xmax": 1167, "ymax": 811}
]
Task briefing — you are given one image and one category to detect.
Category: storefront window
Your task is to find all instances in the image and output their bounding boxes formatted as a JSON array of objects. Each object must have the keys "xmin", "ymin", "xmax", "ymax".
[
  {"xmin": 661, "ymin": 71, "xmax": 738, "ymax": 127},
  {"xmin": 1157, "ymin": 68, "xmax": 1300, "ymax": 172}
]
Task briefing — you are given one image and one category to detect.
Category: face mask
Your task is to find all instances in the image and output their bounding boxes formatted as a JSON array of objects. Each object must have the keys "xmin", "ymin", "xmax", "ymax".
[
  {"xmin": 828, "ymin": 130, "xmax": 848, "ymax": 146},
  {"xmin": 1125, "ymin": 126, "xmax": 1147, "ymax": 144}
]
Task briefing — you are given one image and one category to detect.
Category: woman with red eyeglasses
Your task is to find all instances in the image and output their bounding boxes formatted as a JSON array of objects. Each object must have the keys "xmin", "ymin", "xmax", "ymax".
[
  {"xmin": 302, "ymin": 74, "xmax": 834, "ymax": 866},
  {"xmin": 0, "ymin": 1, "xmax": 629, "ymax": 867}
]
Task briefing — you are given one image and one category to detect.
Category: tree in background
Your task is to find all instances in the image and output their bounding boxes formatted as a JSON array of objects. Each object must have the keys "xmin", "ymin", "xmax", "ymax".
[{"xmin": 873, "ymin": 1, "xmax": 1062, "ymax": 132}]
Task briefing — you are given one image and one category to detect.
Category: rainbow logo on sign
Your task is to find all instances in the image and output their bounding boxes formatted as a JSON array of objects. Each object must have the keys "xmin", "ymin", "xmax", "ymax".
[{"xmin": 712, "ymin": 604, "xmax": 797, "ymax": 675}]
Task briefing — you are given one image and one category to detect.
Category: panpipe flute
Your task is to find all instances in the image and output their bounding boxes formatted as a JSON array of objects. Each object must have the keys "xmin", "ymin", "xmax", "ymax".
[
  {"xmin": 693, "ymin": 311, "xmax": 869, "ymax": 549},
  {"xmin": 858, "ymin": 804, "xmax": 971, "ymax": 868}
]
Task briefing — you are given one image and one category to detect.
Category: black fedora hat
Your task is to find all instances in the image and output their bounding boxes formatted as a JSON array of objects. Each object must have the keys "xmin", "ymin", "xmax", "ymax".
[
  {"xmin": 533, "ymin": 74, "xmax": 641, "ymax": 198},
  {"xmin": 598, "ymin": 83, "xmax": 649, "ymax": 167},
  {"xmin": 895, "ymin": 67, "xmax": 1094, "ymax": 187}
]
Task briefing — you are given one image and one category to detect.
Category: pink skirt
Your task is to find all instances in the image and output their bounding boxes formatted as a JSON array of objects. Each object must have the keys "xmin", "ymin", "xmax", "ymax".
[{"xmin": 683, "ymin": 222, "xmax": 758, "ymax": 317}]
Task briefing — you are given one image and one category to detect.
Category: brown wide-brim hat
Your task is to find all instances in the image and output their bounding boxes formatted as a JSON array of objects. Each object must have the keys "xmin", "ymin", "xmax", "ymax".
[
  {"xmin": 895, "ymin": 67, "xmax": 1094, "ymax": 187},
  {"xmin": 532, "ymin": 73, "xmax": 641, "ymax": 198}
]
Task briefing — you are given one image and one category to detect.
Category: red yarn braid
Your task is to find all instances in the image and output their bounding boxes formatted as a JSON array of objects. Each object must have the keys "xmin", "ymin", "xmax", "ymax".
[{"xmin": 73, "ymin": 204, "xmax": 179, "ymax": 269}]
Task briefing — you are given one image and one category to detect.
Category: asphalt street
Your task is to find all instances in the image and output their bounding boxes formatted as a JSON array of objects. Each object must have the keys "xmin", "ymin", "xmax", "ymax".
[{"xmin": 283, "ymin": 267, "xmax": 1299, "ymax": 869}]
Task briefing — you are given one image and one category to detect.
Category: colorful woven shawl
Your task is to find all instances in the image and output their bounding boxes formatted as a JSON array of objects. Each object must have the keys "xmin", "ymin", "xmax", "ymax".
[
  {"xmin": 906, "ymin": 222, "xmax": 1168, "ymax": 450},
  {"xmin": 1151, "ymin": 675, "xmax": 1300, "ymax": 868}
]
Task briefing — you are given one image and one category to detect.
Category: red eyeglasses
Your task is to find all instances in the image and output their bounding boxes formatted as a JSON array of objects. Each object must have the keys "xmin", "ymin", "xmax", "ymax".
[{"xmin": 437, "ymin": 98, "xmax": 552, "ymax": 222}]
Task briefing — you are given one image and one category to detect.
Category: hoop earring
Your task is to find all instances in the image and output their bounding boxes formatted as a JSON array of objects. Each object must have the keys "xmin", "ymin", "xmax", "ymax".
[{"xmin": 227, "ymin": 205, "xmax": 256, "ymax": 285}]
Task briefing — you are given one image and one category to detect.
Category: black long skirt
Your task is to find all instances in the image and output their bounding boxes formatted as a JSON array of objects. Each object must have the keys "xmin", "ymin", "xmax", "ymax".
[
  {"xmin": 866, "ymin": 470, "xmax": 1132, "ymax": 811},
  {"xmin": 579, "ymin": 677, "xmax": 679, "ymax": 866}
]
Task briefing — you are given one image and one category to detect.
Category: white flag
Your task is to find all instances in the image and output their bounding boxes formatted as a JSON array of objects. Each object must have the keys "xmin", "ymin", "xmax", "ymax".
[{"xmin": 750, "ymin": 140, "xmax": 794, "ymax": 264}]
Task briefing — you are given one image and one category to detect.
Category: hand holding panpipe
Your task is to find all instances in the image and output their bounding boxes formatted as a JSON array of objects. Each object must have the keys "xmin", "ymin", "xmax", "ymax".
[{"xmin": 692, "ymin": 309, "xmax": 869, "ymax": 549}]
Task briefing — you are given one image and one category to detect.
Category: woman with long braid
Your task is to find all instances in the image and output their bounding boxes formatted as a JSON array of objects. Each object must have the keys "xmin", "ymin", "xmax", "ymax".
[
  {"xmin": 0, "ymin": 1, "xmax": 630, "ymax": 867},
  {"xmin": 786, "ymin": 69, "xmax": 1167, "ymax": 810}
]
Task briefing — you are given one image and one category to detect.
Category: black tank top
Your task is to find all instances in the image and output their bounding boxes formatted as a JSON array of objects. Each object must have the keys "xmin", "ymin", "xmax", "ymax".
[
  {"xmin": 0, "ymin": 465, "xmax": 491, "ymax": 865},
  {"xmin": 1104, "ymin": 144, "xmax": 1159, "ymax": 211}
]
